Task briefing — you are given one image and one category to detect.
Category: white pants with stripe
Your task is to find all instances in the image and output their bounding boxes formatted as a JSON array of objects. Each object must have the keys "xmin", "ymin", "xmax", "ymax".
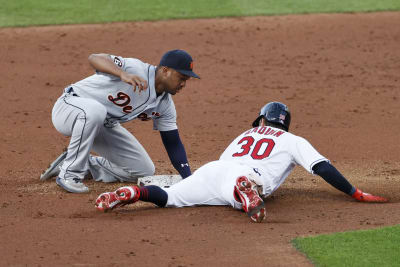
[
  {"xmin": 164, "ymin": 160, "xmax": 260, "ymax": 210},
  {"xmin": 51, "ymin": 92, "xmax": 155, "ymax": 182}
]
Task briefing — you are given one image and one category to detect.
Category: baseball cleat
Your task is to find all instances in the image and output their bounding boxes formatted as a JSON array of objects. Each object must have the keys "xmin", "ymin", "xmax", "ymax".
[
  {"xmin": 234, "ymin": 176, "xmax": 266, "ymax": 223},
  {"xmin": 352, "ymin": 188, "xmax": 388, "ymax": 203},
  {"xmin": 95, "ymin": 186, "xmax": 140, "ymax": 212},
  {"xmin": 40, "ymin": 150, "xmax": 67, "ymax": 181},
  {"xmin": 56, "ymin": 176, "xmax": 89, "ymax": 193}
]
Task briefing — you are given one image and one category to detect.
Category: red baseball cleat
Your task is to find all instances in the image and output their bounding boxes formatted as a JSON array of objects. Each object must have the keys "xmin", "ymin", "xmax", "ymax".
[
  {"xmin": 352, "ymin": 188, "xmax": 388, "ymax": 203},
  {"xmin": 95, "ymin": 186, "xmax": 140, "ymax": 212},
  {"xmin": 234, "ymin": 176, "xmax": 266, "ymax": 223}
]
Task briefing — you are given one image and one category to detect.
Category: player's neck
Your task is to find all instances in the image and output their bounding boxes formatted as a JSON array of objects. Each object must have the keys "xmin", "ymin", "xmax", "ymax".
[
  {"xmin": 154, "ymin": 80, "xmax": 165, "ymax": 96},
  {"xmin": 154, "ymin": 67, "xmax": 165, "ymax": 95}
]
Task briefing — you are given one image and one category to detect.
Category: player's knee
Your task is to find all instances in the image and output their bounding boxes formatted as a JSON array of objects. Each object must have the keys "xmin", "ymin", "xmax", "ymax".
[
  {"xmin": 122, "ymin": 161, "xmax": 154, "ymax": 181},
  {"xmin": 142, "ymin": 161, "xmax": 155, "ymax": 176}
]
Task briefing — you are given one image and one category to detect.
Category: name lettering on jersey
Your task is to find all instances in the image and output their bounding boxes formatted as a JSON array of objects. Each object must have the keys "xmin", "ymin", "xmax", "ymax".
[
  {"xmin": 108, "ymin": 92, "xmax": 133, "ymax": 113},
  {"xmin": 123, "ymin": 106, "xmax": 132, "ymax": 113},
  {"xmin": 137, "ymin": 112, "xmax": 161, "ymax": 121},
  {"xmin": 244, "ymin": 127, "xmax": 285, "ymax": 137},
  {"xmin": 138, "ymin": 113, "xmax": 151, "ymax": 121}
]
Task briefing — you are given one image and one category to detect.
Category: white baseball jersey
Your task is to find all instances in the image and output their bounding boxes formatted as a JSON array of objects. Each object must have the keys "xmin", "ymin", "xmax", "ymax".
[
  {"xmin": 164, "ymin": 126, "xmax": 327, "ymax": 209},
  {"xmin": 71, "ymin": 55, "xmax": 177, "ymax": 131},
  {"xmin": 219, "ymin": 126, "xmax": 328, "ymax": 196}
]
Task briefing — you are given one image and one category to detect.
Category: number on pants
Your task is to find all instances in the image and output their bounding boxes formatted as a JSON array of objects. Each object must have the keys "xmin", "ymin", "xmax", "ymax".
[{"xmin": 232, "ymin": 137, "xmax": 275, "ymax": 160}]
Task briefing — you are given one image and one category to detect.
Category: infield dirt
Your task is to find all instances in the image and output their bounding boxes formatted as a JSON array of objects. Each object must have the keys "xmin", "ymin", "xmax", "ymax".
[{"xmin": 0, "ymin": 12, "xmax": 399, "ymax": 266}]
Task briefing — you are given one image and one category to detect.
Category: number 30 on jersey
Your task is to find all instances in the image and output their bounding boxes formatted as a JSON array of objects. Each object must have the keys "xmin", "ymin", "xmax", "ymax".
[{"xmin": 232, "ymin": 137, "xmax": 275, "ymax": 160}]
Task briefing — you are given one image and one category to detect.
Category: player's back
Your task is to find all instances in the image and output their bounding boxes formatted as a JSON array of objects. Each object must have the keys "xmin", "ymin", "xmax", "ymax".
[
  {"xmin": 220, "ymin": 126, "xmax": 295, "ymax": 177},
  {"xmin": 219, "ymin": 125, "xmax": 326, "ymax": 193}
]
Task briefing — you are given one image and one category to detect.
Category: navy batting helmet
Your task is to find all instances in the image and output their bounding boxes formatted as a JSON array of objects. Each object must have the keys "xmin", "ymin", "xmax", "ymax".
[{"xmin": 252, "ymin": 102, "xmax": 291, "ymax": 131}]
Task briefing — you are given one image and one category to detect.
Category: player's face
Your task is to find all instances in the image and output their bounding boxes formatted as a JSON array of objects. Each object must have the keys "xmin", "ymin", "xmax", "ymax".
[{"xmin": 163, "ymin": 68, "xmax": 190, "ymax": 95}]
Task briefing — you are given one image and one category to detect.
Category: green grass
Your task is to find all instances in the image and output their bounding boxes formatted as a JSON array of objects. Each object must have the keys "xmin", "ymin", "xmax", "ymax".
[
  {"xmin": 1, "ymin": 0, "xmax": 400, "ymax": 27},
  {"xmin": 292, "ymin": 225, "xmax": 400, "ymax": 267}
]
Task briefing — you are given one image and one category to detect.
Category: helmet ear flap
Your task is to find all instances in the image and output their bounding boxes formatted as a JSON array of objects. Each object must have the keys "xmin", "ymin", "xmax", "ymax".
[{"xmin": 252, "ymin": 115, "xmax": 264, "ymax": 128}]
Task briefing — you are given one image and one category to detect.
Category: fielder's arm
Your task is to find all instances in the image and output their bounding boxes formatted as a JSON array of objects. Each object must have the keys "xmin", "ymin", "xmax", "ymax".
[
  {"xmin": 160, "ymin": 129, "xmax": 191, "ymax": 178},
  {"xmin": 88, "ymin": 53, "xmax": 148, "ymax": 91}
]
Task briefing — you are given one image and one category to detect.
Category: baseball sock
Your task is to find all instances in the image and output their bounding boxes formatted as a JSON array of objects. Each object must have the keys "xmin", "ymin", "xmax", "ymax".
[{"xmin": 138, "ymin": 185, "xmax": 168, "ymax": 207}]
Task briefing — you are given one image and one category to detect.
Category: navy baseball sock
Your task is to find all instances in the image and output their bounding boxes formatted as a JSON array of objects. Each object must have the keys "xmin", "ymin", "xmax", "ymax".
[{"xmin": 139, "ymin": 185, "xmax": 168, "ymax": 207}]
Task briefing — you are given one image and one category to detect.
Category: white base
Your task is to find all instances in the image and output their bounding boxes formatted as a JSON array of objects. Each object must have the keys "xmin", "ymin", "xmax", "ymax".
[{"xmin": 137, "ymin": 175, "xmax": 182, "ymax": 188}]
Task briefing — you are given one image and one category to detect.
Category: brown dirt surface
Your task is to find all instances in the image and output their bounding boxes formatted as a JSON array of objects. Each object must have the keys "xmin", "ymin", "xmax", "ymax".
[{"xmin": 1, "ymin": 12, "xmax": 400, "ymax": 266}]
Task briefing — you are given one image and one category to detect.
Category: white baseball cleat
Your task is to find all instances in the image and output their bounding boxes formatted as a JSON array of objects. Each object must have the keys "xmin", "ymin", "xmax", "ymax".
[
  {"xmin": 95, "ymin": 186, "xmax": 140, "ymax": 212},
  {"xmin": 234, "ymin": 176, "xmax": 266, "ymax": 223},
  {"xmin": 40, "ymin": 151, "xmax": 67, "ymax": 181},
  {"xmin": 56, "ymin": 176, "xmax": 89, "ymax": 193}
]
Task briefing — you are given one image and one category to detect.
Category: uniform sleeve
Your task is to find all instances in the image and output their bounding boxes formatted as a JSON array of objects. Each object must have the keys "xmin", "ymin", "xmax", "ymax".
[
  {"xmin": 94, "ymin": 55, "xmax": 129, "ymax": 79},
  {"xmin": 291, "ymin": 136, "xmax": 328, "ymax": 174},
  {"xmin": 153, "ymin": 94, "xmax": 178, "ymax": 131},
  {"xmin": 108, "ymin": 55, "xmax": 147, "ymax": 76},
  {"xmin": 109, "ymin": 55, "xmax": 126, "ymax": 70}
]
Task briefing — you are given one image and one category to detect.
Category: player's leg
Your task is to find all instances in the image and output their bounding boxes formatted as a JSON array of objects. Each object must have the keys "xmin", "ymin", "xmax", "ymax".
[
  {"xmin": 164, "ymin": 160, "xmax": 265, "ymax": 223},
  {"xmin": 95, "ymin": 160, "xmax": 266, "ymax": 222},
  {"xmin": 144, "ymin": 160, "xmax": 266, "ymax": 222},
  {"xmin": 164, "ymin": 161, "xmax": 237, "ymax": 207},
  {"xmin": 95, "ymin": 161, "xmax": 221, "ymax": 211},
  {"xmin": 232, "ymin": 175, "xmax": 266, "ymax": 223},
  {"xmin": 213, "ymin": 162, "xmax": 266, "ymax": 223},
  {"xmin": 52, "ymin": 94, "xmax": 107, "ymax": 193},
  {"xmin": 88, "ymin": 124, "xmax": 155, "ymax": 183},
  {"xmin": 95, "ymin": 185, "xmax": 168, "ymax": 212}
]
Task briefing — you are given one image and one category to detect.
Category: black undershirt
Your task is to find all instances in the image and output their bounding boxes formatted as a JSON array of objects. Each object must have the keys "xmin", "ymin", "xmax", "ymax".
[{"xmin": 312, "ymin": 161, "xmax": 356, "ymax": 195}]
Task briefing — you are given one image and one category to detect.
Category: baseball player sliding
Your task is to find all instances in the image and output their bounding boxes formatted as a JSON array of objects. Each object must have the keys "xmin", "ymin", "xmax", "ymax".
[
  {"xmin": 95, "ymin": 101, "xmax": 388, "ymax": 223},
  {"xmin": 40, "ymin": 50, "xmax": 200, "ymax": 193}
]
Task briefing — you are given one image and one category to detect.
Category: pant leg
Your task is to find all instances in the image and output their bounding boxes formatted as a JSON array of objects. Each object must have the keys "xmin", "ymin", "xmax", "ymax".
[
  {"xmin": 52, "ymin": 93, "xmax": 107, "ymax": 180},
  {"xmin": 164, "ymin": 160, "xmax": 253, "ymax": 209},
  {"xmin": 88, "ymin": 123, "xmax": 155, "ymax": 183}
]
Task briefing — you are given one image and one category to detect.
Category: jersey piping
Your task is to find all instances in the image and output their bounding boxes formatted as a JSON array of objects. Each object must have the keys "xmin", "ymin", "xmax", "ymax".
[{"xmin": 62, "ymin": 95, "xmax": 87, "ymax": 175}]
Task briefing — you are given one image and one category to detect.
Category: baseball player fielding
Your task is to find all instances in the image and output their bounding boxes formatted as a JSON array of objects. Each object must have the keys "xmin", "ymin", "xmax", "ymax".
[{"xmin": 40, "ymin": 50, "xmax": 199, "ymax": 193}]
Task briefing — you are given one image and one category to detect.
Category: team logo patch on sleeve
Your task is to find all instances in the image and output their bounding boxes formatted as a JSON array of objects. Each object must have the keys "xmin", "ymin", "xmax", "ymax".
[{"xmin": 114, "ymin": 57, "xmax": 123, "ymax": 67}]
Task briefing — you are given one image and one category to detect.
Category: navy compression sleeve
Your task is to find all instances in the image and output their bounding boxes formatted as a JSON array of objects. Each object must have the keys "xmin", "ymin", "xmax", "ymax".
[
  {"xmin": 160, "ymin": 129, "xmax": 191, "ymax": 178},
  {"xmin": 312, "ymin": 161, "xmax": 356, "ymax": 195}
]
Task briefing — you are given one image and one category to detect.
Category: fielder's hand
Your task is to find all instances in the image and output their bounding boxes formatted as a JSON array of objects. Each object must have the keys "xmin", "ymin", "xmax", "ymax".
[
  {"xmin": 352, "ymin": 188, "xmax": 388, "ymax": 203},
  {"xmin": 120, "ymin": 72, "xmax": 148, "ymax": 92}
]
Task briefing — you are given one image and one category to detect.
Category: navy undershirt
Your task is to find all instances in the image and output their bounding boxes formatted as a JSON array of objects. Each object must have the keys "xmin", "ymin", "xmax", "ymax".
[
  {"xmin": 312, "ymin": 161, "xmax": 356, "ymax": 195},
  {"xmin": 160, "ymin": 129, "xmax": 191, "ymax": 178}
]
